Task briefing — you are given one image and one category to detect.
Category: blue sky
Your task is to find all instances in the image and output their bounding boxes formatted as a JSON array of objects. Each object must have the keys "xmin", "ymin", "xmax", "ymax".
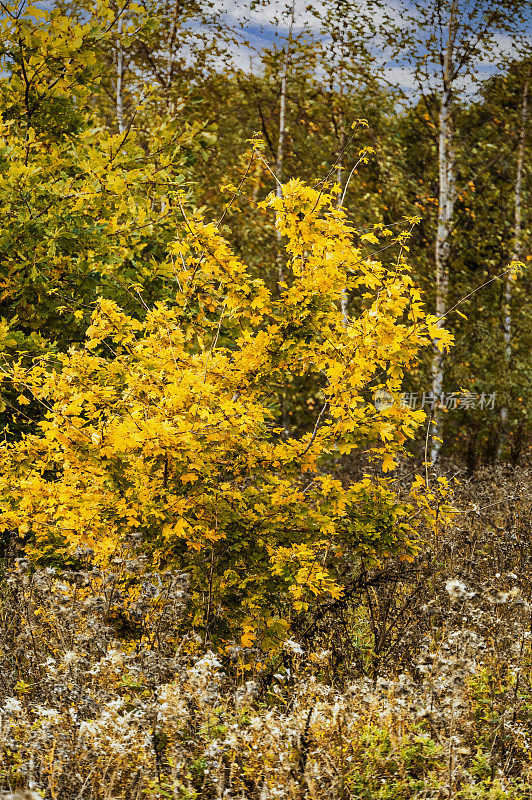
[{"xmin": 210, "ymin": 0, "xmax": 531, "ymax": 99}]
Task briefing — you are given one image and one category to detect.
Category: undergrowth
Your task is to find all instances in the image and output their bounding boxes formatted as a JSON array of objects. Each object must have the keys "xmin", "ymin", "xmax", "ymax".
[{"xmin": 0, "ymin": 465, "xmax": 531, "ymax": 799}]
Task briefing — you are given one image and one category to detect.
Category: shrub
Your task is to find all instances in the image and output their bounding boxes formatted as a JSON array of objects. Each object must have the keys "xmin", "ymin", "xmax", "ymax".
[{"xmin": 0, "ymin": 179, "xmax": 453, "ymax": 646}]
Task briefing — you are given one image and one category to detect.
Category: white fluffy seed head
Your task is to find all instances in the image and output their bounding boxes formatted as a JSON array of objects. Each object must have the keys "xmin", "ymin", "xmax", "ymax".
[
  {"xmin": 445, "ymin": 578, "xmax": 476, "ymax": 604},
  {"xmin": 0, "ymin": 792, "xmax": 43, "ymax": 800}
]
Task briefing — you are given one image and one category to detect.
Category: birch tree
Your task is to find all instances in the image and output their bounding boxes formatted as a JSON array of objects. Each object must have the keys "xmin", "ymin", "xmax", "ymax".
[
  {"xmin": 499, "ymin": 58, "xmax": 530, "ymax": 449},
  {"xmin": 313, "ymin": 0, "xmax": 387, "ymax": 324},
  {"xmin": 378, "ymin": 0, "xmax": 530, "ymax": 463},
  {"xmin": 431, "ymin": 0, "xmax": 457, "ymax": 463},
  {"xmin": 275, "ymin": 0, "xmax": 295, "ymax": 288},
  {"xmin": 115, "ymin": 13, "xmax": 125, "ymax": 132}
]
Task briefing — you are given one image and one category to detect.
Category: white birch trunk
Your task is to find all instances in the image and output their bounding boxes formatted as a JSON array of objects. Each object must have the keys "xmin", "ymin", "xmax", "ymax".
[
  {"xmin": 499, "ymin": 61, "xmax": 530, "ymax": 448},
  {"xmin": 275, "ymin": 2, "xmax": 295, "ymax": 290},
  {"xmin": 276, "ymin": 50, "xmax": 289, "ymax": 286},
  {"xmin": 277, "ymin": 57, "xmax": 289, "ymax": 435},
  {"xmin": 336, "ymin": 105, "xmax": 349, "ymax": 326},
  {"xmin": 429, "ymin": 0, "xmax": 457, "ymax": 465},
  {"xmin": 116, "ymin": 16, "xmax": 125, "ymax": 134},
  {"xmin": 276, "ymin": 4, "xmax": 295, "ymax": 438}
]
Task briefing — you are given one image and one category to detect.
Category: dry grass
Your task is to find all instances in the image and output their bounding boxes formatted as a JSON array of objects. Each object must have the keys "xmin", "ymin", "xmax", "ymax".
[{"xmin": 1, "ymin": 466, "xmax": 531, "ymax": 799}]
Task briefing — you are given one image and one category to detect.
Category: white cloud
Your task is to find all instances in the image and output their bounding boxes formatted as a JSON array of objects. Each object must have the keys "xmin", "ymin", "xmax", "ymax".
[{"xmin": 188, "ymin": 0, "xmax": 531, "ymax": 98}]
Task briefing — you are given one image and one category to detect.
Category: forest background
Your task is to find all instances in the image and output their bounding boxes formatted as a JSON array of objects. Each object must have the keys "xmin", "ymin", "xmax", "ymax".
[
  {"xmin": 0, "ymin": 0, "xmax": 532, "ymax": 798},
  {"xmin": 0, "ymin": 0, "xmax": 530, "ymax": 467}
]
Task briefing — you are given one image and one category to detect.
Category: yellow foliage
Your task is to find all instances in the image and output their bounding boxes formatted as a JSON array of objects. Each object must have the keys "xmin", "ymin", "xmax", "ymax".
[{"xmin": 0, "ymin": 179, "xmax": 451, "ymax": 645}]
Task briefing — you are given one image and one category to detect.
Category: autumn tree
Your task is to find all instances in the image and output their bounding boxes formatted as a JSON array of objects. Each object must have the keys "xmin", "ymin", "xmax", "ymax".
[
  {"xmin": 0, "ymin": 174, "xmax": 452, "ymax": 647},
  {"xmin": 84, "ymin": 0, "xmax": 225, "ymax": 135},
  {"xmin": 0, "ymin": 0, "xmax": 205, "ymax": 434}
]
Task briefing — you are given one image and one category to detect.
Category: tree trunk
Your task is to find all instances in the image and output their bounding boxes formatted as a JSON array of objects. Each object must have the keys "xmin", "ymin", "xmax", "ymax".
[
  {"xmin": 499, "ymin": 60, "xmax": 530, "ymax": 454},
  {"xmin": 275, "ymin": 4, "xmax": 295, "ymax": 289},
  {"xmin": 276, "ymin": 3, "xmax": 295, "ymax": 438},
  {"xmin": 429, "ymin": 0, "xmax": 457, "ymax": 465},
  {"xmin": 336, "ymin": 104, "xmax": 350, "ymax": 326},
  {"xmin": 116, "ymin": 16, "xmax": 125, "ymax": 134}
]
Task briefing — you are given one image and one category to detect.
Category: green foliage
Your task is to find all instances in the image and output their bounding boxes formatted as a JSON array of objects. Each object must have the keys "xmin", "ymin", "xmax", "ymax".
[{"xmin": 0, "ymin": 0, "xmax": 208, "ymax": 438}]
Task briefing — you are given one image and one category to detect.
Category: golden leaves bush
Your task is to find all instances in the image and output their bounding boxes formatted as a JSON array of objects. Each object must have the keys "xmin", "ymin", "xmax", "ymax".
[{"xmin": 0, "ymin": 179, "xmax": 453, "ymax": 645}]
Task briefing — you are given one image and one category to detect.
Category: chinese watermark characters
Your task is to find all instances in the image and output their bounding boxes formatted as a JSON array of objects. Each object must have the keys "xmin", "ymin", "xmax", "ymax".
[
  {"xmin": 399, "ymin": 391, "xmax": 496, "ymax": 411},
  {"xmin": 372, "ymin": 390, "xmax": 497, "ymax": 412}
]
